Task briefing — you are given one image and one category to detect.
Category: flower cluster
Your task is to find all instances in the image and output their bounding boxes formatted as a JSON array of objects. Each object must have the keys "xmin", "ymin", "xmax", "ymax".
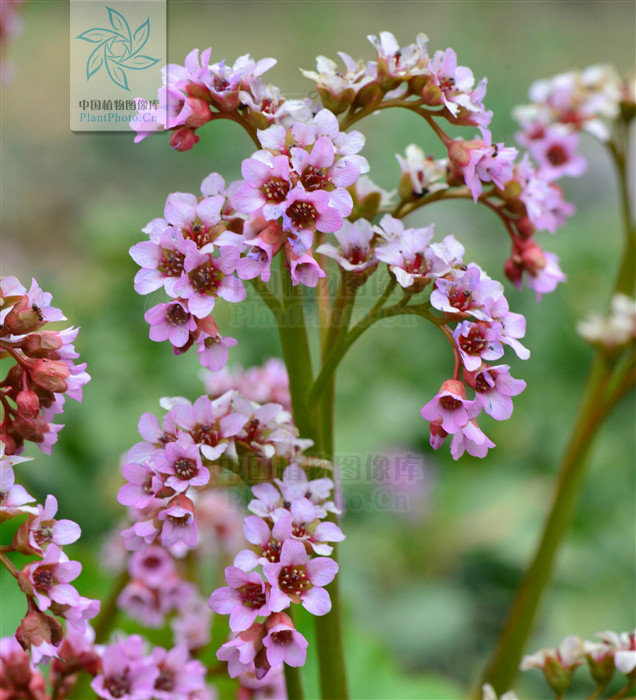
[
  {"xmin": 318, "ymin": 213, "xmax": 529, "ymax": 459},
  {"xmin": 521, "ymin": 630, "xmax": 636, "ymax": 696},
  {"xmin": 230, "ymin": 108, "xmax": 368, "ymax": 286},
  {"xmin": 0, "ymin": 278, "xmax": 98, "ymax": 668},
  {"xmin": 117, "ymin": 546, "xmax": 199, "ymax": 629},
  {"xmin": 209, "ymin": 465, "xmax": 343, "ymax": 681},
  {"xmin": 578, "ymin": 292, "xmax": 636, "ymax": 350},
  {"xmin": 91, "ymin": 635, "xmax": 210, "ymax": 700},
  {"xmin": 0, "ymin": 276, "xmax": 90, "ymax": 455},
  {"xmin": 1, "ymin": 444, "xmax": 101, "ymax": 664},
  {"xmin": 130, "ymin": 174, "xmax": 248, "ymax": 372},
  {"xmin": 132, "ymin": 48, "xmax": 312, "ymax": 150},
  {"xmin": 118, "ymin": 390, "xmax": 310, "ymax": 553},
  {"xmin": 302, "ymin": 31, "xmax": 492, "ymax": 133},
  {"xmin": 202, "ymin": 356, "xmax": 291, "ymax": 410}
]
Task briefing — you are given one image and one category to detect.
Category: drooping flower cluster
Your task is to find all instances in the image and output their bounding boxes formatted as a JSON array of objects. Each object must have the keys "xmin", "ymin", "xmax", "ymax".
[
  {"xmin": 118, "ymin": 390, "xmax": 310, "ymax": 554},
  {"xmin": 0, "ymin": 276, "xmax": 90, "ymax": 455},
  {"xmin": 0, "ymin": 278, "xmax": 98, "ymax": 668},
  {"xmin": 210, "ymin": 465, "xmax": 343, "ymax": 681},
  {"xmin": 318, "ymin": 213, "xmax": 529, "ymax": 459},
  {"xmin": 521, "ymin": 630, "xmax": 636, "ymax": 697},
  {"xmin": 1, "ymin": 443, "xmax": 100, "ymax": 665}
]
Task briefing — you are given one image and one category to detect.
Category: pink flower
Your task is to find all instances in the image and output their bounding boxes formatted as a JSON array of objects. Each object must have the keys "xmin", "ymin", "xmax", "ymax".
[
  {"xmin": 316, "ymin": 219, "xmax": 378, "ymax": 274},
  {"xmin": 24, "ymin": 494, "xmax": 81, "ymax": 554},
  {"xmin": 529, "ymin": 125, "xmax": 586, "ymax": 181},
  {"xmin": 430, "ymin": 264, "xmax": 503, "ymax": 320},
  {"xmin": 196, "ymin": 331, "xmax": 238, "ymax": 371},
  {"xmin": 420, "ymin": 379, "xmax": 481, "ymax": 434},
  {"xmin": 285, "ymin": 245, "xmax": 326, "ymax": 288},
  {"xmin": 273, "ymin": 498, "xmax": 345, "ymax": 555},
  {"xmin": 426, "ymin": 48, "xmax": 483, "ymax": 117},
  {"xmin": 157, "ymin": 495, "xmax": 198, "ymax": 549},
  {"xmin": 0, "ymin": 458, "xmax": 36, "ymax": 519},
  {"xmin": 450, "ymin": 419, "xmax": 496, "ymax": 460},
  {"xmin": 233, "ymin": 515, "xmax": 288, "ymax": 571},
  {"xmin": 130, "ymin": 228, "xmax": 188, "ymax": 297},
  {"xmin": 262, "ymin": 612, "xmax": 308, "ymax": 668},
  {"xmin": 448, "ymin": 137, "xmax": 517, "ymax": 201},
  {"xmin": 145, "ymin": 300, "xmax": 198, "ymax": 348},
  {"xmin": 117, "ymin": 461, "xmax": 166, "ymax": 509},
  {"xmin": 453, "ymin": 320, "xmax": 505, "ymax": 371},
  {"xmin": 208, "ymin": 566, "xmax": 271, "ymax": 632},
  {"xmin": 282, "ymin": 188, "xmax": 343, "ymax": 243},
  {"xmin": 91, "ymin": 635, "xmax": 159, "ymax": 700},
  {"xmin": 232, "ymin": 154, "xmax": 292, "ymax": 217},
  {"xmin": 175, "ymin": 244, "xmax": 246, "ymax": 318},
  {"xmin": 23, "ymin": 544, "xmax": 81, "ymax": 612},
  {"xmin": 217, "ymin": 623, "xmax": 266, "ymax": 678},
  {"xmin": 150, "ymin": 644, "xmax": 207, "ymax": 699},
  {"xmin": 465, "ymin": 365, "xmax": 526, "ymax": 420},
  {"xmin": 155, "ymin": 434, "xmax": 209, "ymax": 493},
  {"xmin": 263, "ymin": 540, "xmax": 338, "ymax": 616},
  {"xmin": 374, "ymin": 215, "xmax": 435, "ymax": 288}
]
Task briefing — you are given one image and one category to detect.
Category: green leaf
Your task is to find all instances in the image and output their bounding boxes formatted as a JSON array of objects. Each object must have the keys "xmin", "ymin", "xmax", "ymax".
[{"xmin": 76, "ymin": 27, "xmax": 116, "ymax": 43}]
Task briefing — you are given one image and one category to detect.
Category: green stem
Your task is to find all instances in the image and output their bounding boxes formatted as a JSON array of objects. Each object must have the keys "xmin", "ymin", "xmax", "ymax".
[
  {"xmin": 477, "ymin": 354, "xmax": 616, "ymax": 695},
  {"xmin": 608, "ymin": 134, "xmax": 636, "ymax": 296},
  {"xmin": 92, "ymin": 569, "xmax": 129, "ymax": 643}
]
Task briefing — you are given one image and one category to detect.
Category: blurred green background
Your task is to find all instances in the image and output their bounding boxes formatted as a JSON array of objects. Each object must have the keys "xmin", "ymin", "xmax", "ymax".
[{"xmin": 1, "ymin": 1, "xmax": 635, "ymax": 698}]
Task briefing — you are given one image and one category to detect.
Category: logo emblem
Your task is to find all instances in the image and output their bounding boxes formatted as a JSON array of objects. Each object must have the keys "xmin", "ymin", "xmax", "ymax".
[{"xmin": 76, "ymin": 6, "xmax": 160, "ymax": 91}]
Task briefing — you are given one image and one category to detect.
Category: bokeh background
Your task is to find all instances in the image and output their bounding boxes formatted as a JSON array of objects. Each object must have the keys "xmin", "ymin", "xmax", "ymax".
[{"xmin": 1, "ymin": 1, "xmax": 635, "ymax": 698}]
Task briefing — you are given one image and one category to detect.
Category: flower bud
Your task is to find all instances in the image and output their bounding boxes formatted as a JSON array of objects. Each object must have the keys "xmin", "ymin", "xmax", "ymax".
[
  {"xmin": 184, "ymin": 97, "xmax": 212, "ymax": 128},
  {"xmin": 543, "ymin": 656, "xmax": 576, "ymax": 697},
  {"xmin": 448, "ymin": 140, "xmax": 472, "ymax": 168},
  {"xmin": 16, "ymin": 389, "xmax": 40, "ymax": 419},
  {"xmin": 586, "ymin": 652, "xmax": 616, "ymax": 685},
  {"xmin": 421, "ymin": 81, "xmax": 443, "ymax": 107},
  {"xmin": 29, "ymin": 358, "xmax": 69, "ymax": 393},
  {"xmin": 12, "ymin": 414, "xmax": 47, "ymax": 443},
  {"xmin": 169, "ymin": 127, "xmax": 200, "ymax": 152},
  {"xmin": 352, "ymin": 81, "xmax": 382, "ymax": 108},
  {"xmin": 504, "ymin": 257, "xmax": 523, "ymax": 286},
  {"xmin": 515, "ymin": 216, "xmax": 536, "ymax": 239},
  {"xmin": 3, "ymin": 296, "xmax": 45, "ymax": 335},
  {"xmin": 16, "ymin": 610, "xmax": 63, "ymax": 654},
  {"xmin": 519, "ymin": 240, "xmax": 547, "ymax": 274},
  {"xmin": 20, "ymin": 331, "xmax": 64, "ymax": 358},
  {"xmin": 317, "ymin": 86, "xmax": 355, "ymax": 115},
  {"xmin": 185, "ymin": 82, "xmax": 212, "ymax": 103}
]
